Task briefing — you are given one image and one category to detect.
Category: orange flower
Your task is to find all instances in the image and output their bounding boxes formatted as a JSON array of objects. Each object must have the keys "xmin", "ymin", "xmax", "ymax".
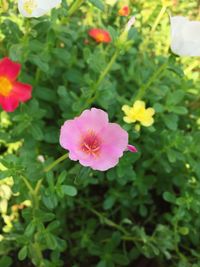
[
  {"xmin": 88, "ymin": 29, "xmax": 112, "ymax": 43},
  {"xmin": 118, "ymin": 5, "xmax": 130, "ymax": 16}
]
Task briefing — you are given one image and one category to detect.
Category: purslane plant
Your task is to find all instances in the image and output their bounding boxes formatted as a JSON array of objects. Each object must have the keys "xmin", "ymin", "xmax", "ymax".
[{"xmin": 0, "ymin": 1, "xmax": 199, "ymax": 266}]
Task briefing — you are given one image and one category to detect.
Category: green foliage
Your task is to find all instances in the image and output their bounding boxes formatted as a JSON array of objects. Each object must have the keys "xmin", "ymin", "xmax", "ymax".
[{"xmin": 0, "ymin": 0, "xmax": 200, "ymax": 266}]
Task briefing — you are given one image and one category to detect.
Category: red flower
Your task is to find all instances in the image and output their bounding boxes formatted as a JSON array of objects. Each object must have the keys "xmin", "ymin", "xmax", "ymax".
[
  {"xmin": 118, "ymin": 6, "xmax": 130, "ymax": 16},
  {"xmin": 88, "ymin": 29, "xmax": 112, "ymax": 43},
  {"xmin": 0, "ymin": 57, "xmax": 32, "ymax": 112}
]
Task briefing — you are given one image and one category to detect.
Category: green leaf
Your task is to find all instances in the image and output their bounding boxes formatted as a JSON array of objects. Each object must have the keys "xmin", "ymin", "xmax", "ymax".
[
  {"xmin": 139, "ymin": 205, "xmax": 148, "ymax": 217},
  {"xmin": 9, "ymin": 44, "xmax": 23, "ymax": 61},
  {"xmin": 0, "ymin": 170, "xmax": 12, "ymax": 180},
  {"xmin": 61, "ymin": 185, "xmax": 77, "ymax": 197},
  {"xmin": 44, "ymin": 127, "xmax": 59, "ymax": 144},
  {"xmin": 45, "ymin": 233, "xmax": 57, "ymax": 250},
  {"xmin": 30, "ymin": 124, "xmax": 44, "ymax": 141},
  {"xmin": 30, "ymin": 55, "xmax": 49, "ymax": 72},
  {"xmin": 18, "ymin": 246, "xmax": 28, "ymax": 261},
  {"xmin": 153, "ymin": 103, "xmax": 164, "ymax": 113},
  {"xmin": 25, "ymin": 221, "xmax": 36, "ymax": 237},
  {"xmin": 88, "ymin": 0, "xmax": 105, "ymax": 11},
  {"xmin": 0, "ymin": 256, "xmax": 12, "ymax": 267},
  {"xmin": 167, "ymin": 149, "xmax": 177, "ymax": 163},
  {"xmin": 35, "ymin": 86, "xmax": 57, "ymax": 102},
  {"xmin": 47, "ymin": 220, "xmax": 60, "ymax": 231},
  {"xmin": 167, "ymin": 90, "xmax": 185, "ymax": 105},
  {"xmin": 36, "ymin": 210, "xmax": 55, "ymax": 222},
  {"xmin": 103, "ymin": 196, "xmax": 115, "ymax": 210},
  {"xmin": 57, "ymin": 171, "xmax": 67, "ymax": 185},
  {"xmin": 173, "ymin": 106, "xmax": 188, "ymax": 115},
  {"xmin": 163, "ymin": 114, "xmax": 178, "ymax": 130},
  {"xmin": 113, "ymin": 254, "xmax": 129, "ymax": 265},
  {"xmin": 179, "ymin": 227, "xmax": 189, "ymax": 235},
  {"xmin": 97, "ymin": 260, "xmax": 107, "ymax": 267},
  {"xmin": 107, "ymin": 26, "xmax": 118, "ymax": 41},
  {"xmin": 42, "ymin": 195, "xmax": 58, "ymax": 209},
  {"xmin": 163, "ymin": 192, "xmax": 176, "ymax": 203}
]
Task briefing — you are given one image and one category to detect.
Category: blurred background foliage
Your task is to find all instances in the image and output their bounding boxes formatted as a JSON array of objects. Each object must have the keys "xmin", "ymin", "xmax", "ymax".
[{"xmin": 0, "ymin": 0, "xmax": 200, "ymax": 266}]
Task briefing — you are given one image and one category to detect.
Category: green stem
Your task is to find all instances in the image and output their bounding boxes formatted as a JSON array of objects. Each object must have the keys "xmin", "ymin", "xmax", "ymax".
[
  {"xmin": 67, "ymin": 0, "xmax": 84, "ymax": 17},
  {"xmin": 78, "ymin": 202, "xmax": 149, "ymax": 244},
  {"xmin": 44, "ymin": 153, "xmax": 69, "ymax": 173},
  {"xmin": 82, "ymin": 202, "xmax": 129, "ymax": 235},
  {"xmin": 35, "ymin": 68, "xmax": 41, "ymax": 86},
  {"xmin": 34, "ymin": 179, "xmax": 43, "ymax": 195},
  {"xmin": 86, "ymin": 49, "xmax": 120, "ymax": 107},
  {"xmin": 32, "ymin": 241, "xmax": 45, "ymax": 267},
  {"xmin": 21, "ymin": 176, "xmax": 34, "ymax": 194},
  {"xmin": 89, "ymin": 206, "xmax": 128, "ymax": 235},
  {"xmin": 135, "ymin": 60, "xmax": 168, "ymax": 100},
  {"xmin": 97, "ymin": 50, "xmax": 119, "ymax": 88},
  {"xmin": 122, "ymin": 235, "xmax": 144, "ymax": 242},
  {"xmin": 21, "ymin": 176, "xmax": 44, "ymax": 266},
  {"xmin": 21, "ymin": 20, "xmax": 31, "ymax": 63},
  {"xmin": 151, "ymin": 5, "xmax": 167, "ymax": 34}
]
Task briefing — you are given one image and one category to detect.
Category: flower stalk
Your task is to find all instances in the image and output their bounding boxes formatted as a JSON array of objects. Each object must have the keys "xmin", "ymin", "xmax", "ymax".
[
  {"xmin": 150, "ymin": 5, "xmax": 167, "ymax": 34},
  {"xmin": 85, "ymin": 16, "xmax": 135, "ymax": 108},
  {"xmin": 44, "ymin": 153, "xmax": 69, "ymax": 173},
  {"xmin": 21, "ymin": 176, "xmax": 44, "ymax": 266},
  {"xmin": 135, "ymin": 61, "xmax": 168, "ymax": 100},
  {"xmin": 86, "ymin": 49, "xmax": 120, "ymax": 106},
  {"xmin": 67, "ymin": 0, "xmax": 84, "ymax": 18}
]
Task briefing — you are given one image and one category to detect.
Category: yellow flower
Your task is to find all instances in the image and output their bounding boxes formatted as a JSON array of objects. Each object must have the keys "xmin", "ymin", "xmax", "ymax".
[
  {"xmin": 122, "ymin": 100, "xmax": 155, "ymax": 127},
  {"xmin": 162, "ymin": 0, "xmax": 173, "ymax": 7}
]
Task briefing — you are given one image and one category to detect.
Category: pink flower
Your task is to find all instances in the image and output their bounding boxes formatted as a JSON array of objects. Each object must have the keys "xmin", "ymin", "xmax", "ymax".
[
  {"xmin": 60, "ymin": 108, "xmax": 137, "ymax": 171},
  {"xmin": 0, "ymin": 57, "xmax": 32, "ymax": 112}
]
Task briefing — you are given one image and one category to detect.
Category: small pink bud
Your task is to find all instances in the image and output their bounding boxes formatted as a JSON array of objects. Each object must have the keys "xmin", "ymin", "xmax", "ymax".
[
  {"xmin": 127, "ymin": 145, "xmax": 137, "ymax": 153},
  {"xmin": 125, "ymin": 16, "xmax": 136, "ymax": 32}
]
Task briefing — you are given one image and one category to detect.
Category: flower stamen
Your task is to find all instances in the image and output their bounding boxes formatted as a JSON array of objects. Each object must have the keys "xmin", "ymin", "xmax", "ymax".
[
  {"xmin": 23, "ymin": 0, "xmax": 37, "ymax": 15},
  {"xmin": 0, "ymin": 77, "xmax": 12, "ymax": 97},
  {"xmin": 81, "ymin": 130, "xmax": 101, "ymax": 157}
]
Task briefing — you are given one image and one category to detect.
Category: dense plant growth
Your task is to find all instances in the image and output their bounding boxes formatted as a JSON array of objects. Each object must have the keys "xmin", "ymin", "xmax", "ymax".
[{"xmin": 0, "ymin": 0, "xmax": 200, "ymax": 266}]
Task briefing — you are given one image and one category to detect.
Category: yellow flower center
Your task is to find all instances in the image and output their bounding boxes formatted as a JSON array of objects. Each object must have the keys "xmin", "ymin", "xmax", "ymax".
[
  {"xmin": 23, "ymin": 0, "xmax": 37, "ymax": 15},
  {"xmin": 96, "ymin": 33, "xmax": 105, "ymax": 42},
  {"xmin": 81, "ymin": 130, "xmax": 101, "ymax": 157},
  {"xmin": 0, "ymin": 77, "xmax": 12, "ymax": 97}
]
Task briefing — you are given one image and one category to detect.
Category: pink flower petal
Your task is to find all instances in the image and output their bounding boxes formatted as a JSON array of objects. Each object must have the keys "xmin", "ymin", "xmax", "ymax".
[
  {"xmin": 85, "ymin": 124, "xmax": 128, "ymax": 171},
  {"xmin": 11, "ymin": 82, "xmax": 32, "ymax": 101},
  {"xmin": 76, "ymin": 108, "xmax": 109, "ymax": 134},
  {"xmin": 88, "ymin": 153, "xmax": 119, "ymax": 171},
  {"xmin": 0, "ymin": 95, "xmax": 19, "ymax": 112},
  {"xmin": 0, "ymin": 57, "xmax": 21, "ymax": 81},
  {"xmin": 60, "ymin": 119, "xmax": 82, "ymax": 151},
  {"xmin": 101, "ymin": 123, "xmax": 128, "ymax": 157}
]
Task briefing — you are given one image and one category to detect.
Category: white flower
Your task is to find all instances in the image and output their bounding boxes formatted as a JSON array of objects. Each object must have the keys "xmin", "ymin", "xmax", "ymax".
[
  {"xmin": 170, "ymin": 16, "xmax": 200, "ymax": 57},
  {"xmin": 105, "ymin": 0, "xmax": 118, "ymax": 6},
  {"xmin": 18, "ymin": 0, "xmax": 61, "ymax": 18}
]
